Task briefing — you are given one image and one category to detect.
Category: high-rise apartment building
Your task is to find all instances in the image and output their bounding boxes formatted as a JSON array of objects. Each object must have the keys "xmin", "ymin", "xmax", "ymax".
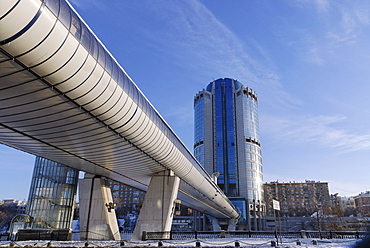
[
  {"xmin": 264, "ymin": 180, "xmax": 330, "ymax": 217},
  {"xmin": 194, "ymin": 78, "xmax": 264, "ymax": 230}
]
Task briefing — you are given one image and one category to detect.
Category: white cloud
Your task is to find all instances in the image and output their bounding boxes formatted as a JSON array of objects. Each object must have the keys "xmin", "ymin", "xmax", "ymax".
[
  {"xmin": 261, "ymin": 114, "xmax": 370, "ymax": 153},
  {"xmin": 140, "ymin": 0, "xmax": 301, "ymax": 110}
]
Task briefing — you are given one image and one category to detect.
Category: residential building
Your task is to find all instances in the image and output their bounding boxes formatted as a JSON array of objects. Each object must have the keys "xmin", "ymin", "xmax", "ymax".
[
  {"xmin": 108, "ymin": 180, "xmax": 146, "ymax": 231},
  {"xmin": 194, "ymin": 78, "xmax": 264, "ymax": 230},
  {"xmin": 264, "ymin": 180, "xmax": 331, "ymax": 217},
  {"xmin": 354, "ymin": 191, "xmax": 370, "ymax": 217},
  {"xmin": 2, "ymin": 200, "xmax": 27, "ymax": 214},
  {"xmin": 337, "ymin": 196, "xmax": 356, "ymax": 217}
]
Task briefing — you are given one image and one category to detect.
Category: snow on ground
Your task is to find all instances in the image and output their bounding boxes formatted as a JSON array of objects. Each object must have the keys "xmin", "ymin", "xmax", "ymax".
[{"xmin": 0, "ymin": 238, "xmax": 362, "ymax": 247}]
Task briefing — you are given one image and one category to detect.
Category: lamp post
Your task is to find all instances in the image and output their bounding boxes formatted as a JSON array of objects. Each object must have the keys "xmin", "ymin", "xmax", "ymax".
[{"xmin": 317, "ymin": 202, "xmax": 322, "ymax": 239}]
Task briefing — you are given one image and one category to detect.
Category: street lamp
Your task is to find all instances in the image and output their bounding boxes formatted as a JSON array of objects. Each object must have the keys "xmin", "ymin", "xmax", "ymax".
[{"xmin": 317, "ymin": 202, "xmax": 322, "ymax": 239}]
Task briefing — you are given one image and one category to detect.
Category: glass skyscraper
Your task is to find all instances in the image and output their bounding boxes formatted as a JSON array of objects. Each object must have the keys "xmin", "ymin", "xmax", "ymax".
[{"xmin": 194, "ymin": 78, "xmax": 265, "ymax": 230}]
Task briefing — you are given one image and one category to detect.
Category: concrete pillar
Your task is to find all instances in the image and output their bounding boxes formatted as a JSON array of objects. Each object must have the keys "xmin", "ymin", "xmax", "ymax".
[
  {"xmin": 212, "ymin": 217, "xmax": 221, "ymax": 231},
  {"xmin": 227, "ymin": 218, "xmax": 237, "ymax": 231},
  {"xmin": 132, "ymin": 170, "xmax": 180, "ymax": 240},
  {"xmin": 79, "ymin": 174, "xmax": 120, "ymax": 240}
]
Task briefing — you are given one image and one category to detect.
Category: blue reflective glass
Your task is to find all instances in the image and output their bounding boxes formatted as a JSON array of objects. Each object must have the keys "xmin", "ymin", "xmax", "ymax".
[
  {"xmin": 80, "ymin": 22, "xmax": 91, "ymax": 50},
  {"xmin": 105, "ymin": 52, "xmax": 113, "ymax": 75},
  {"xmin": 97, "ymin": 44, "xmax": 106, "ymax": 67},
  {"xmin": 231, "ymin": 199, "xmax": 247, "ymax": 223},
  {"xmin": 89, "ymin": 36, "xmax": 99, "ymax": 60},
  {"xmin": 58, "ymin": 0, "xmax": 71, "ymax": 28},
  {"xmin": 70, "ymin": 11, "xmax": 81, "ymax": 39},
  {"xmin": 46, "ymin": 0, "xmax": 60, "ymax": 16},
  {"xmin": 194, "ymin": 97, "xmax": 204, "ymax": 144},
  {"xmin": 112, "ymin": 63, "xmax": 119, "ymax": 83}
]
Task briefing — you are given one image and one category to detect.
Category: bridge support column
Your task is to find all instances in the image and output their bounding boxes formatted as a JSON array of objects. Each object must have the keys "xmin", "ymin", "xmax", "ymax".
[
  {"xmin": 79, "ymin": 173, "xmax": 120, "ymax": 241},
  {"xmin": 132, "ymin": 170, "xmax": 180, "ymax": 240},
  {"xmin": 212, "ymin": 217, "xmax": 221, "ymax": 231},
  {"xmin": 227, "ymin": 218, "xmax": 238, "ymax": 231}
]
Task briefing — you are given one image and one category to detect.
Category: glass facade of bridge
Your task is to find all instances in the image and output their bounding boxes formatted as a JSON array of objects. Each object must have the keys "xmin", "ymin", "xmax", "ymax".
[{"xmin": 26, "ymin": 156, "xmax": 78, "ymax": 229}]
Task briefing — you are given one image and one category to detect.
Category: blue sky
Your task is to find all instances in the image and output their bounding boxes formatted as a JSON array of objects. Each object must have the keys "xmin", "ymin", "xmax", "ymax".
[{"xmin": 1, "ymin": 0, "xmax": 370, "ymax": 200}]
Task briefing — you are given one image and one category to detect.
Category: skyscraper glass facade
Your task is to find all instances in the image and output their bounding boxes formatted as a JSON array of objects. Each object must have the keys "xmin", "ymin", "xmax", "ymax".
[
  {"xmin": 194, "ymin": 78, "xmax": 265, "ymax": 230},
  {"xmin": 26, "ymin": 156, "xmax": 79, "ymax": 229}
]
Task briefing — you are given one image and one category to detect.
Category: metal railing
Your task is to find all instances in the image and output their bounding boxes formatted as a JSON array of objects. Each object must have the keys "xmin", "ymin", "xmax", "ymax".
[{"xmin": 143, "ymin": 230, "xmax": 367, "ymax": 241}]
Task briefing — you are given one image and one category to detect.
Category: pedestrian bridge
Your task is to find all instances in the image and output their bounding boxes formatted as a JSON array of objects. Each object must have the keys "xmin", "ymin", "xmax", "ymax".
[{"xmin": 0, "ymin": 0, "xmax": 239, "ymax": 240}]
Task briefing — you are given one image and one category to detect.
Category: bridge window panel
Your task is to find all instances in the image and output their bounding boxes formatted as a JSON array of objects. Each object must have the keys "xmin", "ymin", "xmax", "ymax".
[
  {"xmin": 117, "ymin": 70, "xmax": 125, "ymax": 89},
  {"xmin": 135, "ymin": 92, "xmax": 145, "ymax": 113},
  {"xmin": 80, "ymin": 22, "xmax": 91, "ymax": 51},
  {"xmin": 124, "ymin": 80, "xmax": 134, "ymax": 100},
  {"xmin": 111, "ymin": 63, "xmax": 120, "ymax": 83},
  {"xmin": 97, "ymin": 43, "xmax": 106, "ymax": 67},
  {"xmin": 130, "ymin": 85, "xmax": 140, "ymax": 104},
  {"xmin": 31, "ymin": 33, "xmax": 79, "ymax": 78},
  {"xmin": 45, "ymin": 44, "xmax": 88, "ymax": 86},
  {"xmin": 153, "ymin": 117, "xmax": 165, "ymax": 138},
  {"xmin": 104, "ymin": 52, "xmax": 113, "ymax": 76},
  {"xmin": 6, "ymin": 8, "xmax": 58, "ymax": 57},
  {"xmin": 142, "ymin": 101, "xmax": 154, "ymax": 120},
  {"xmin": 17, "ymin": 21, "xmax": 69, "ymax": 68},
  {"xmin": 124, "ymin": 75, "xmax": 134, "ymax": 96},
  {"xmin": 46, "ymin": 0, "xmax": 60, "ymax": 16},
  {"xmin": 58, "ymin": 0, "xmax": 71, "ymax": 29},
  {"xmin": 89, "ymin": 36, "xmax": 99, "ymax": 60},
  {"xmin": 139, "ymin": 96, "xmax": 149, "ymax": 114},
  {"xmin": 69, "ymin": 11, "xmax": 81, "ymax": 40}
]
